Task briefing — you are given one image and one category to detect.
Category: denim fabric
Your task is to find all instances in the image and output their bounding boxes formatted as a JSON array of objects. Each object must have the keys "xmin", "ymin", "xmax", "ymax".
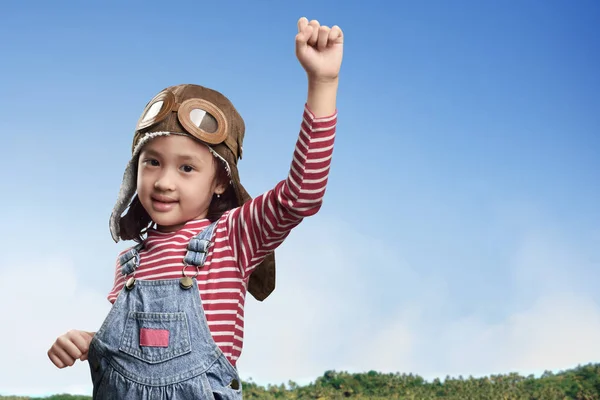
[
  {"xmin": 183, "ymin": 222, "xmax": 216, "ymax": 267},
  {"xmin": 119, "ymin": 243, "xmax": 143, "ymax": 276},
  {"xmin": 88, "ymin": 222, "xmax": 242, "ymax": 399}
]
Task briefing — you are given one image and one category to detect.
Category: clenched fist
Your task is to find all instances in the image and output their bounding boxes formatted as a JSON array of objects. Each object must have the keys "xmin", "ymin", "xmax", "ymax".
[
  {"xmin": 296, "ymin": 17, "xmax": 344, "ymax": 83},
  {"xmin": 48, "ymin": 330, "xmax": 95, "ymax": 368}
]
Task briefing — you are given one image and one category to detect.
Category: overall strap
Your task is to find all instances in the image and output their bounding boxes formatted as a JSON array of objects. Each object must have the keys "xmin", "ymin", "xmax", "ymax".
[
  {"xmin": 119, "ymin": 243, "xmax": 144, "ymax": 277},
  {"xmin": 183, "ymin": 221, "xmax": 219, "ymax": 267}
]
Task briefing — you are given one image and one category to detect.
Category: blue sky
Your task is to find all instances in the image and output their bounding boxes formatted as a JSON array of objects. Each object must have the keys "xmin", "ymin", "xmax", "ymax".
[{"xmin": 1, "ymin": 0, "xmax": 599, "ymax": 396}]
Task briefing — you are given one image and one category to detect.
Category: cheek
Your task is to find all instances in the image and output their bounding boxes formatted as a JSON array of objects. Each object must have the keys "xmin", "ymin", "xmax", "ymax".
[
  {"xmin": 136, "ymin": 168, "xmax": 152, "ymax": 193},
  {"xmin": 182, "ymin": 178, "xmax": 212, "ymax": 202}
]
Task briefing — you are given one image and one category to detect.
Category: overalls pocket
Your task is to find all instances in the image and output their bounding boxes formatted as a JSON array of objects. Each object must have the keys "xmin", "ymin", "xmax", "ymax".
[{"xmin": 119, "ymin": 311, "xmax": 192, "ymax": 364}]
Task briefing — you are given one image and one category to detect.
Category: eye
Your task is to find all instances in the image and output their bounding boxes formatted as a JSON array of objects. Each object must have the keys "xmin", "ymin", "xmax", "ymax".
[
  {"xmin": 143, "ymin": 158, "xmax": 160, "ymax": 167},
  {"xmin": 181, "ymin": 165, "xmax": 195, "ymax": 173}
]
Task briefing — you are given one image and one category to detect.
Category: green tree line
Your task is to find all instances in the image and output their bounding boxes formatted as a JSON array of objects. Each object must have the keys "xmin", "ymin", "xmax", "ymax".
[{"xmin": 2, "ymin": 363, "xmax": 599, "ymax": 399}]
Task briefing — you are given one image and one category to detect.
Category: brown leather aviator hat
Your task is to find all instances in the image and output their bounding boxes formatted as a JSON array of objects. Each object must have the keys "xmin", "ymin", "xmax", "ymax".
[{"xmin": 109, "ymin": 84, "xmax": 275, "ymax": 301}]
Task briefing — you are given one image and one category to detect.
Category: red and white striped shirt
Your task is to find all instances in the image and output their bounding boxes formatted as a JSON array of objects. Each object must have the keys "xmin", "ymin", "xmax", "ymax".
[{"xmin": 107, "ymin": 105, "xmax": 337, "ymax": 366}]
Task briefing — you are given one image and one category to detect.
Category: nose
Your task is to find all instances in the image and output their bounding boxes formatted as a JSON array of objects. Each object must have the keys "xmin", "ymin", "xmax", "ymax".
[{"xmin": 154, "ymin": 169, "xmax": 176, "ymax": 192}]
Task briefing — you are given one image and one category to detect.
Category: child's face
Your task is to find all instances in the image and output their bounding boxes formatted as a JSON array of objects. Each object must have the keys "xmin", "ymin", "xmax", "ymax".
[{"xmin": 136, "ymin": 135, "xmax": 224, "ymax": 232}]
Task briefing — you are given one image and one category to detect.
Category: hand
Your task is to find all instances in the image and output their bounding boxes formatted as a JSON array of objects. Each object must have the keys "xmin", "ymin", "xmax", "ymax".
[
  {"xmin": 47, "ymin": 330, "xmax": 95, "ymax": 368},
  {"xmin": 295, "ymin": 17, "xmax": 344, "ymax": 83}
]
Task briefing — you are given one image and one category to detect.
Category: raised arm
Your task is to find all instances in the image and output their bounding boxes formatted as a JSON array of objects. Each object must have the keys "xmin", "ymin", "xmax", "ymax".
[{"xmin": 225, "ymin": 17, "xmax": 344, "ymax": 276}]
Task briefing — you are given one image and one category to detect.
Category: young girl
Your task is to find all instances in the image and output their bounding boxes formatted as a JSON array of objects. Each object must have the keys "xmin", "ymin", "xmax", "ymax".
[{"xmin": 47, "ymin": 16, "xmax": 343, "ymax": 399}]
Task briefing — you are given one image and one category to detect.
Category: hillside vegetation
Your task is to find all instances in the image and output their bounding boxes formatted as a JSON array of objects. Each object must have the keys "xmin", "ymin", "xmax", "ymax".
[{"xmin": 1, "ymin": 363, "xmax": 599, "ymax": 399}]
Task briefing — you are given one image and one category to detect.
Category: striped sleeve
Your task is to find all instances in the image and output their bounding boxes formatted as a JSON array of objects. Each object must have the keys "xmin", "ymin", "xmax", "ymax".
[
  {"xmin": 107, "ymin": 249, "xmax": 127, "ymax": 303},
  {"xmin": 225, "ymin": 104, "xmax": 337, "ymax": 276}
]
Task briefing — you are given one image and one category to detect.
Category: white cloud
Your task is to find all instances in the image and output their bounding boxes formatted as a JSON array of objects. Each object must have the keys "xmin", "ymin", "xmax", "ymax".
[
  {"xmin": 387, "ymin": 229, "xmax": 599, "ymax": 380},
  {"xmin": 238, "ymin": 216, "xmax": 415, "ymax": 383},
  {"xmin": 0, "ymin": 258, "xmax": 109, "ymax": 397},
  {"xmin": 239, "ymin": 218, "xmax": 600, "ymax": 384},
  {"xmin": 433, "ymin": 291, "xmax": 600, "ymax": 378}
]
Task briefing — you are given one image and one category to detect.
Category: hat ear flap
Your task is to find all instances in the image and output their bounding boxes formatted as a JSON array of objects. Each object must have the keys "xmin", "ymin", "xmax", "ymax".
[
  {"xmin": 109, "ymin": 156, "xmax": 139, "ymax": 242},
  {"xmin": 248, "ymin": 253, "xmax": 276, "ymax": 301}
]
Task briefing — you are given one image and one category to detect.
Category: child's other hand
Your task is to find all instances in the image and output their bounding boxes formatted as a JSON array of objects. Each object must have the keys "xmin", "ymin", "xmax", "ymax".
[
  {"xmin": 47, "ymin": 330, "xmax": 95, "ymax": 368},
  {"xmin": 295, "ymin": 17, "xmax": 344, "ymax": 83}
]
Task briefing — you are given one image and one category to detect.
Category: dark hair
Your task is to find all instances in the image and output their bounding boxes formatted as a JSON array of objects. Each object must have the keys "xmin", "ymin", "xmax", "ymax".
[{"xmin": 119, "ymin": 158, "xmax": 236, "ymax": 242}]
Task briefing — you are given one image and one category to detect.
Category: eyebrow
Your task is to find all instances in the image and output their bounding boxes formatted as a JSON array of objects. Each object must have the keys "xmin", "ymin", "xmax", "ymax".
[
  {"xmin": 141, "ymin": 148, "xmax": 206, "ymax": 164},
  {"xmin": 178, "ymin": 154, "xmax": 206, "ymax": 164},
  {"xmin": 141, "ymin": 148, "xmax": 161, "ymax": 158}
]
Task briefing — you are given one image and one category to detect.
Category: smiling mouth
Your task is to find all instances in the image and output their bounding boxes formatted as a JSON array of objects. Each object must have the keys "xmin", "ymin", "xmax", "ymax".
[
  {"xmin": 151, "ymin": 195, "xmax": 178, "ymax": 203},
  {"xmin": 150, "ymin": 195, "xmax": 178, "ymax": 211}
]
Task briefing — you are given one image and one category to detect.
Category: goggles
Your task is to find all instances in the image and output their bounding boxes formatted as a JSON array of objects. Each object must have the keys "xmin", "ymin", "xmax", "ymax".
[{"xmin": 135, "ymin": 89, "xmax": 229, "ymax": 147}]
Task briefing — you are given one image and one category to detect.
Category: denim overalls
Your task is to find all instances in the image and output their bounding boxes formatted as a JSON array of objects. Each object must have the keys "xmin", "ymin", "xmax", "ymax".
[{"xmin": 87, "ymin": 222, "xmax": 243, "ymax": 399}]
